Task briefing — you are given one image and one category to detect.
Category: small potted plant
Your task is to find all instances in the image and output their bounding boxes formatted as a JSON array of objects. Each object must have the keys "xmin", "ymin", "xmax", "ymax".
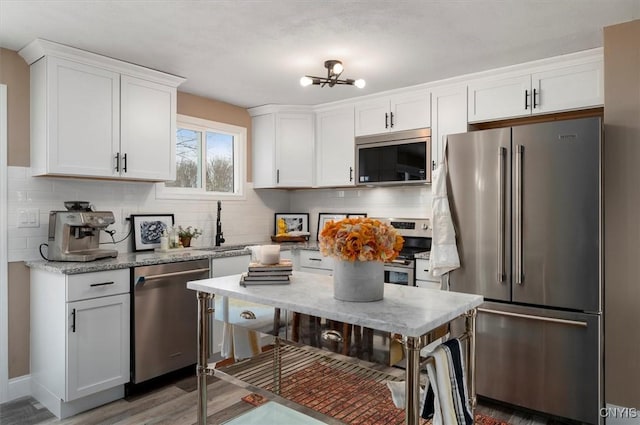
[{"xmin": 177, "ymin": 225, "xmax": 202, "ymax": 248}]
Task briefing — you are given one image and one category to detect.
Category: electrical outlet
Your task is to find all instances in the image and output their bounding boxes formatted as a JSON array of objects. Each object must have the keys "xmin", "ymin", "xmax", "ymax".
[{"xmin": 17, "ymin": 208, "xmax": 40, "ymax": 228}]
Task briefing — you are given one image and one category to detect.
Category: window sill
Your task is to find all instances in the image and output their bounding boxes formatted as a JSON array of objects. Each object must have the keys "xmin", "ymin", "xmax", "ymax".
[{"xmin": 155, "ymin": 183, "xmax": 246, "ymax": 201}]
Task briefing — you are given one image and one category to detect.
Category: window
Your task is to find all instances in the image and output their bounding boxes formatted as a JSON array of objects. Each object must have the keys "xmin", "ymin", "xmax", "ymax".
[{"xmin": 156, "ymin": 115, "xmax": 246, "ymax": 199}]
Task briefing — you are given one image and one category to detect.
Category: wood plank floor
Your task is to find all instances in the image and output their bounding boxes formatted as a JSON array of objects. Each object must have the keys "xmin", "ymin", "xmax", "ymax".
[{"xmin": 1, "ymin": 375, "xmax": 555, "ymax": 425}]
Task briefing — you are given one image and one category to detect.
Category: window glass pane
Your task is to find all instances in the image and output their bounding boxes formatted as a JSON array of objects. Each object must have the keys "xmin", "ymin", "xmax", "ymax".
[
  {"xmin": 206, "ymin": 131, "xmax": 234, "ymax": 193},
  {"xmin": 166, "ymin": 128, "xmax": 202, "ymax": 188}
]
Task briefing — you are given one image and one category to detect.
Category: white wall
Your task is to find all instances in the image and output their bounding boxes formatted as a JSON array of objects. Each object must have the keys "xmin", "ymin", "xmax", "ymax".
[
  {"xmin": 289, "ymin": 185, "xmax": 433, "ymax": 240},
  {"xmin": 7, "ymin": 166, "xmax": 290, "ymax": 261}
]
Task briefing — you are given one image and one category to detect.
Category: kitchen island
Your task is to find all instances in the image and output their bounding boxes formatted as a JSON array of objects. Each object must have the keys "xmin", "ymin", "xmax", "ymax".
[{"xmin": 187, "ymin": 271, "xmax": 483, "ymax": 425}]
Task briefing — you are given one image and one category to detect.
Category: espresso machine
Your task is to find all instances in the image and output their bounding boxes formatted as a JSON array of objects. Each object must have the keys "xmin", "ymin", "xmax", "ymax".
[{"xmin": 48, "ymin": 202, "xmax": 119, "ymax": 262}]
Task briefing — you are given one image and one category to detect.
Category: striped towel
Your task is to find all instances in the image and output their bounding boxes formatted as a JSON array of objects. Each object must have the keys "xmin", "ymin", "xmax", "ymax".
[{"xmin": 422, "ymin": 338, "xmax": 473, "ymax": 425}]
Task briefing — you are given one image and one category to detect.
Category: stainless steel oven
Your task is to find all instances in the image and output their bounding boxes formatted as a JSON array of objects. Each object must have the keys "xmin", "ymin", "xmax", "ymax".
[
  {"xmin": 377, "ymin": 217, "xmax": 431, "ymax": 287},
  {"xmin": 384, "ymin": 261, "xmax": 415, "ymax": 286}
]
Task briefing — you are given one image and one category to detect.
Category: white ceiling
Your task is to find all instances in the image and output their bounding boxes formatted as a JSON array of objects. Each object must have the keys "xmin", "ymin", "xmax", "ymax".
[{"xmin": 1, "ymin": 0, "xmax": 639, "ymax": 109}]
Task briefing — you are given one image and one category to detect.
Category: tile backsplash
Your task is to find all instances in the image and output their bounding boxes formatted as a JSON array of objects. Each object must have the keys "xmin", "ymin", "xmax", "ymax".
[
  {"xmin": 7, "ymin": 166, "xmax": 434, "ymax": 261},
  {"xmin": 289, "ymin": 185, "xmax": 433, "ymax": 240},
  {"xmin": 7, "ymin": 166, "xmax": 289, "ymax": 262}
]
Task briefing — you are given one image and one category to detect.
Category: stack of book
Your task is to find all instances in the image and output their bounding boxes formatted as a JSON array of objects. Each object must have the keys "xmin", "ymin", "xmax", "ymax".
[{"xmin": 240, "ymin": 259, "xmax": 293, "ymax": 286}]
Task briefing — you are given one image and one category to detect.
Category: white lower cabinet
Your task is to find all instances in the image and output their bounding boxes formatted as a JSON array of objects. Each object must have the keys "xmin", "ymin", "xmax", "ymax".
[
  {"xmin": 66, "ymin": 294, "xmax": 130, "ymax": 401},
  {"xmin": 297, "ymin": 249, "xmax": 334, "ymax": 275},
  {"xmin": 415, "ymin": 259, "xmax": 442, "ymax": 290},
  {"xmin": 30, "ymin": 268, "xmax": 130, "ymax": 419}
]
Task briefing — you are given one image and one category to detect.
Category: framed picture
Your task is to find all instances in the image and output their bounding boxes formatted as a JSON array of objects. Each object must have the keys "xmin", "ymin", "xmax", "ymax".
[
  {"xmin": 317, "ymin": 213, "xmax": 347, "ymax": 240},
  {"xmin": 131, "ymin": 214, "xmax": 175, "ymax": 252},
  {"xmin": 274, "ymin": 213, "xmax": 309, "ymax": 235}
]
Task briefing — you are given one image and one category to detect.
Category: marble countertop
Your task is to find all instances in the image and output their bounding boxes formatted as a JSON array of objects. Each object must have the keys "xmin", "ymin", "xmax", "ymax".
[
  {"xmin": 25, "ymin": 241, "xmax": 321, "ymax": 274},
  {"xmin": 187, "ymin": 271, "xmax": 483, "ymax": 337}
]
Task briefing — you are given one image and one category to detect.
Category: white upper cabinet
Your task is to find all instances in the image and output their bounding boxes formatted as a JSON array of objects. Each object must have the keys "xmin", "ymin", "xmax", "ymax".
[
  {"xmin": 120, "ymin": 76, "xmax": 176, "ymax": 180},
  {"xmin": 531, "ymin": 62, "xmax": 603, "ymax": 115},
  {"xmin": 355, "ymin": 89, "xmax": 430, "ymax": 136},
  {"xmin": 20, "ymin": 39, "xmax": 184, "ymax": 181},
  {"xmin": 468, "ymin": 52, "xmax": 603, "ymax": 123},
  {"xmin": 251, "ymin": 107, "xmax": 314, "ymax": 188},
  {"xmin": 430, "ymin": 83, "xmax": 468, "ymax": 167},
  {"xmin": 316, "ymin": 106, "xmax": 355, "ymax": 187},
  {"xmin": 31, "ymin": 57, "xmax": 121, "ymax": 178}
]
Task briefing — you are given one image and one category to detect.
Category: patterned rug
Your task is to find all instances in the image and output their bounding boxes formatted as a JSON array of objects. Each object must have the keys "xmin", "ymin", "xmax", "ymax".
[{"xmin": 241, "ymin": 361, "xmax": 509, "ymax": 425}]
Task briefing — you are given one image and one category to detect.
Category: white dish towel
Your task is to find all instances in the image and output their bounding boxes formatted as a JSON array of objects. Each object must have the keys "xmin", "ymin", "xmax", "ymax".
[{"xmin": 429, "ymin": 137, "xmax": 460, "ymax": 277}]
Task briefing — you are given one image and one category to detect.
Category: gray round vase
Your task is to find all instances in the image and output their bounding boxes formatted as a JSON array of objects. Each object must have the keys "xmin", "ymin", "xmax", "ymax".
[{"xmin": 333, "ymin": 260, "xmax": 384, "ymax": 302}]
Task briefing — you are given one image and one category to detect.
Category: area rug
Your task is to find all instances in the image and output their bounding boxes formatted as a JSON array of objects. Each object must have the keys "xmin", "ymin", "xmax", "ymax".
[{"xmin": 241, "ymin": 361, "xmax": 510, "ymax": 425}]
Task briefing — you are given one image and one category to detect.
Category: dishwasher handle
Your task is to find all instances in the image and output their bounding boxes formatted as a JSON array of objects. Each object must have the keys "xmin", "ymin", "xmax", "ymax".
[{"xmin": 136, "ymin": 267, "xmax": 210, "ymax": 286}]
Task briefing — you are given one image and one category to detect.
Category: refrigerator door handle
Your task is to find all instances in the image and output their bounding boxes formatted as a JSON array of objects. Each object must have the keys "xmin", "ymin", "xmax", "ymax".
[
  {"xmin": 498, "ymin": 147, "xmax": 506, "ymax": 283},
  {"xmin": 478, "ymin": 308, "xmax": 588, "ymax": 328},
  {"xmin": 514, "ymin": 145, "xmax": 524, "ymax": 284}
]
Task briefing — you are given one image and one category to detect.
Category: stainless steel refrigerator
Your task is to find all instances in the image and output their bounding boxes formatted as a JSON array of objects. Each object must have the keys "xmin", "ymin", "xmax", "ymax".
[{"xmin": 446, "ymin": 117, "xmax": 602, "ymax": 424}]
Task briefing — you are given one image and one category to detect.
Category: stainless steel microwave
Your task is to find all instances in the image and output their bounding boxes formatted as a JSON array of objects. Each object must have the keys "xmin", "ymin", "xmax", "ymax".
[{"xmin": 355, "ymin": 128, "xmax": 431, "ymax": 185}]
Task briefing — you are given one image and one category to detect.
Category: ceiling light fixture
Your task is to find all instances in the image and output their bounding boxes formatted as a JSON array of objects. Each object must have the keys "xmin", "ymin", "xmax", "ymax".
[{"xmin": 300, "ymin": 60, "xmax": 366, "ymax": 89}]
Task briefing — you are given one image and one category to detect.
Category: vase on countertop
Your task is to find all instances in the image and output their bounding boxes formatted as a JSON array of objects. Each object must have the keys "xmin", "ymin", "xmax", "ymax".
[
  {"xmin": 332, "ymin": 260, "xmax": 384, "ymax": 302},
  {"xmin": 180, "ymin": 236, "xmax": 192, "ymax": 247}
]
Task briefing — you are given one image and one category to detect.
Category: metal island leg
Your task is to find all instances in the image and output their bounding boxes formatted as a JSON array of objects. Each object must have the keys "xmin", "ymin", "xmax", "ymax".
[
  {"xmin": 197, "ymin": 291, "xmax": 213, "ymax": 425},
  {"xmin": 403, "ymin": 308, "xmax": 478, "ymax": 425},
  {"xmin": 404, "ymin": 335, "xmax": 422, "ymax": 425}
]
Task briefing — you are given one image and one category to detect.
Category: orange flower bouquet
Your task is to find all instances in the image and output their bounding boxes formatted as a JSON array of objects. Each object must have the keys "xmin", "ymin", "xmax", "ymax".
[{"xmin": 319, "ymin": 217, "xmax": 404, "ymax": 262}]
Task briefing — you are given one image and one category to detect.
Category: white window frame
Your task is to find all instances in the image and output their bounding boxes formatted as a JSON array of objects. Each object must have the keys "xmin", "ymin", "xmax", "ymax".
[{"xmin": 156, "ymin": 114, "xmax": 246, "ymax": 200}]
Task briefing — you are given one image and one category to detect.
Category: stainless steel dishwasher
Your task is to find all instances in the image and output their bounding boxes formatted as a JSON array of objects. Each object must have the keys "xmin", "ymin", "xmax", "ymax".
[{"xmin": 131, "ymin": 259, "xmax": 210, "ymax": 384}]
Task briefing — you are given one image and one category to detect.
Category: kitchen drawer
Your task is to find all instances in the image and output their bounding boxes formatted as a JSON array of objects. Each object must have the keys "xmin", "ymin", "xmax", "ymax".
[
  {"xmin": 299, "ymin": 250, "xmax": 334, "ymax": 271},
  {"xmin": 416, "ymin": 279, "xmax": 442, "ymax": 290},
  {"xmin": 66, "ymin": 269, "xmax": 130, "ymax": 302},
  {"xmin": 415, "ymin": 259, "xmax": 439, "ymax": 282}
]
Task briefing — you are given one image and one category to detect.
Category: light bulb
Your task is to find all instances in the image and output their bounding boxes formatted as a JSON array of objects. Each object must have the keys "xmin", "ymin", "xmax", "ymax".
[
  {"xmin": 332, "ymin": 62, "xmax": 344, "ymax": 75},
  {"xmin": 354, "ymin": 79, "xmax": 366, "ymax": 88},
  {"xmin": 300, "ymin": 76, "xmax": 313, "ymax": 87}
]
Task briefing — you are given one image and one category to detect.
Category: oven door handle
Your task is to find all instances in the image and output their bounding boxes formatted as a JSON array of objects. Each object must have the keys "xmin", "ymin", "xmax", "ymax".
[{"xmin": 384, "ymin": 265, "xmax": 413, "ymax": 273}]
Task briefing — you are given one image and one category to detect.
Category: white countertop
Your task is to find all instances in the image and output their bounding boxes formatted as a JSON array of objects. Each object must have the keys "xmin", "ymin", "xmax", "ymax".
[{"xmin": 187, "ymin": 271, "xmax": 482, "ymax": 337}]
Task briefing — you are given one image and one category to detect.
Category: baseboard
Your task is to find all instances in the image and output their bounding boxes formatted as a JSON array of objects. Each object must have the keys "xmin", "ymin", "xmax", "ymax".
[{"xmin": 7, "ymin": 374, "xmax": 31, "ymax": 401}]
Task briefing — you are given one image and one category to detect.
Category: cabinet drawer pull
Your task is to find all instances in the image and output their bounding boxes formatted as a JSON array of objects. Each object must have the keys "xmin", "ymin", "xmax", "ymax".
[
  {"xmin": 90, "ymin": 281, "xmax": 115, "ymax": 287},
  {"xmin": 115, "ymin": 153, "xmax": 120, "ymax": 172},
  {"xmin": 524, "ymin": 90, "xmax": 530, "ymax": 109},
  {"xmin": 349, "ymin": 166, "xmax": 353, "ymax": 182},
  {"xmin": 385, "ymin": 112, "xmax": 389, "ymax": 129},
  {"xmin": 122, "ymin": 153, "xmax": 128, "ymax": 173},
  {"xmin": 71, "ymin": 308, "xmax": 76, "ymax": 333},
  {"xmin": 390, "ymin": 111, "xmax": 394, "ymax": 128},
  {"xmin": 309, "ymin": 258, "xmax": 322, "ymax": 261},
  {"xmin": 240, "ymin": 310, "xmax": 257, "ymax": 320},
  {"xmin": 321, "ymin": 330, "xmax": 344, "ymax": 343},
  {"xmin": 533, "ymin": 88, "xmax": 538, "ymax": 108}
]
